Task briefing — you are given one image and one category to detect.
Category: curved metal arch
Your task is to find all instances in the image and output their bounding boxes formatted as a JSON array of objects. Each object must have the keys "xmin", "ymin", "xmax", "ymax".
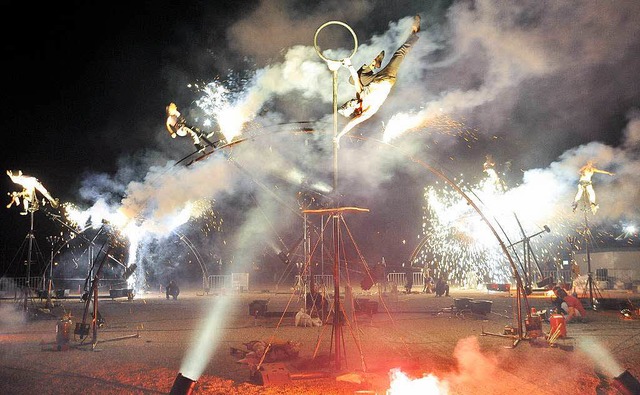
[
  {"xmin": 341, "ymin": 135, "xmax": 530, "ymax": 331},
  {"xmin": 44, "ymin": 216, "xmax": 211, "ymax": 293},
  {"xmin": 41, "ymin": 218, "xmax": 126, "ymax": 280},
  {"xmin": 172, "ymin": 230, "xmax": 209, "ymax": 292}
]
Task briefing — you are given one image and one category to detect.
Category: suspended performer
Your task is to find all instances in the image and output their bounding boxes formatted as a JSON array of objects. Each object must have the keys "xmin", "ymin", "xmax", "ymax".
[
  {"xmin": 6, "ymin": 170, "xmax": 58, "ymax": 214},
  {"xmin": 336, "ymin": 15, "xmax": 421, "ymax": 142},
  {"xmin": 572, "ymin": 161, "xmax": 614, "ymax": 214},
  {"xmin": 483, "ymin": 154, "xmax": 506, "ymax": 192},
  {"xmin": 166, "ymin": 103, "xmax": 220, "ymax": 152}
]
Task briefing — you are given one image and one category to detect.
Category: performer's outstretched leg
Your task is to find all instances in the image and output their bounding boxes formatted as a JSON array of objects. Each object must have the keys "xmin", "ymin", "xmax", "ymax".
[
  {"xmin": 372, "ymin": 15, "xmax": 421, "ymax": 82},
  {"xmin": 336, "ymin": 15, "xmax": 421, "ymax": 142},
  {"xmin": 586, "ymin": 184, "xmax": 598, "ymax": 213},
  {"xmin": 573, "ymin": 185, "xmax": 584, "ymax": 212}
]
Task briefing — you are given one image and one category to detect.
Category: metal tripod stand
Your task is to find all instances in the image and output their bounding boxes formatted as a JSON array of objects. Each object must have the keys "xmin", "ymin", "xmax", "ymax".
[
  {"xmin": 507, "ymin": 214, "xmax": 550, "ymax": 293},
  {"xmin": 579, "ymin": 209, "xmax": 602, "ymax": 309},
  {"xmin": 21, "ymin": 206, "xmax": 39, "ymax": 311}
]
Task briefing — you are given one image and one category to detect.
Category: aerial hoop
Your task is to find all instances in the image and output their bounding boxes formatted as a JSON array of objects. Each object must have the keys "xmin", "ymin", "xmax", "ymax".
[{"xmin": 314, "ymin": 21, "xmax": 358, "ymax": 65}]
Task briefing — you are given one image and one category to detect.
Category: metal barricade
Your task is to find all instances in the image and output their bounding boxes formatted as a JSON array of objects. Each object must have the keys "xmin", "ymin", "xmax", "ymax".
[{"xmin": 208, "ymin": 275, "xmax": 231, "ymax": 291}]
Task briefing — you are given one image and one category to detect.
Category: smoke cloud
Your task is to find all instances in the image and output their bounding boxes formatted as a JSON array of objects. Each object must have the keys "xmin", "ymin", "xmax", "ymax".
[
  {"xmin": 43, "ymin": 0, "xmax": 640, "ymax": 384},
  {"xmin": 62, "ymin": 0, "xmax": 640, "ymax": 288}
]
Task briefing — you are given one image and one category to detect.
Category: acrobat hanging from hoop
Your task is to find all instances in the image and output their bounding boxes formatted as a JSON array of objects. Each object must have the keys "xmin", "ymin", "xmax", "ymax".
[
  {"xmin": 6, "ymin": 170, "xmax": 59, "ymax": 215},
  {"xmin": 572, "ymin": 161, "xmax": 614, "ymax": 214},
  {"xmin": 336, "ymin": 15, "xmax": 421, "ymax": 142}
]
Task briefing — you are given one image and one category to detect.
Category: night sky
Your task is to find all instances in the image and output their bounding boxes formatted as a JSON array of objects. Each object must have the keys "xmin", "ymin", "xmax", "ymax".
[
  {"xmin": 2, "ymin": 1, "xmax": 639, "ymax": 283},
  {"xmin": 1, "ymin": 1, "xmax": 249, "ymax": 270}
]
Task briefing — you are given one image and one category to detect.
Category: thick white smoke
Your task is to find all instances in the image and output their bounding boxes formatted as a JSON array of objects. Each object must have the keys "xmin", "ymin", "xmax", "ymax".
[{"xmin": 58, "ymin": 0, "xmax": 640, "ymax": 384}]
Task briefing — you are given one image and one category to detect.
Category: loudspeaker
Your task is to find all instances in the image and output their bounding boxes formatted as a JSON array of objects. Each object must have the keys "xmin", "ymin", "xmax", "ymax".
[
  {"xmin": 109, "ymin": 288, "xmax": 133, "ymax": 299},
  {"xmin": 470, "ymin": 300, "xmax": 493, "ymax": 315},
  {"xmin": 249, "ymin": 300, "xmax": 268, "ymax": 316}
]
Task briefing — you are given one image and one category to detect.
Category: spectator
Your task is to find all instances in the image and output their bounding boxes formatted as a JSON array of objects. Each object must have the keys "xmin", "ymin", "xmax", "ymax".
[
  {"xmin": 422, "ymin": 266, "xmax": 434, "ymax": 294},
  {"xmin": 435, "ymin": 277, "xmax": 449, "ymax": 297},
  {"xmin": 552, "ymin": 286, "xmax": 586, "ymax": 322},
  {"xmin": 166, "ymin": 280, "xmax": 180, "ymax": 300},
  {"xmin": 404, "ymin": 266, "xmax": 414, "ymax": 294},
  {"xmin": 374, "ymin": 260, "xmax": 388, "ymax": 294}
]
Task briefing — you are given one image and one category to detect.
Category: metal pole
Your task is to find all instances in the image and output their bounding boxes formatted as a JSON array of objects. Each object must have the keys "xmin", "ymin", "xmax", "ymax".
[
  {"xmin": 312, "ymin": 20, "xmax": 358, "ymax": 369},
  {"xmin": 24, "ymin": 210, "xmax": 35, "ymax": 311},
  {"xmin": 92, "ymin": 277, "xmax": 99, "ymax": 346},
  {"xmin": 321, "ymin": 215, "xmax": 324, "ymax": 278},
  {"xmin": 585, "ymin": 213, "xmax": 594, "ymax": 306},
  {"xmin": 46, "ymin": 239, "xmax": 54, "ymax": 308},
  {"xmin": 332, "ymin": 69, "xmax": 339, "ymax": 191},
  {"xmin": 332, "ymin": 213, "xmax": 341, "ymax": 369},
  {"xmin": 313, "ymin": 20, "xmax": 357, "ymax": 193}
]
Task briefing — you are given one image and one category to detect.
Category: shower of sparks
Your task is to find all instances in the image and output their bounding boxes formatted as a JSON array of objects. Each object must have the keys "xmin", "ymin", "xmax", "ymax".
[
  {"xmin": 411, "ymin": 170, "xmax": 623, "ymax": 287},
  {"xmin": 58, "ymin": 198, "xmax": 224, "ymax": 294},
  {"xmin": 416, "ymin": 181, "xmax": 513, "ymax": 287},
  {"xmin": 193, "ymin": 76, "xmax": 256, "ymax": 142},
  {"xmin": 383, "ymin": 110, "xmax": 478, "ymax": 146},
  {"xmin": 615, "ymin": 223, "xmax": 638, "ymax": 241},
  {"xmin": 384, "ymin": 112, "xmax": 478, "ymax": 151},
  {"xmin": 196, "ymin": 200, "xmax": 223, "ymax": 237}
]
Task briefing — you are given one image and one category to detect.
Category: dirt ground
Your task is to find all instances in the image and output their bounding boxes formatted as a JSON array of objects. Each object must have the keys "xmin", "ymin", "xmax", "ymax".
[{"xmin": 1, "ymin": 285, "xmax": 639, "ymax": 395}]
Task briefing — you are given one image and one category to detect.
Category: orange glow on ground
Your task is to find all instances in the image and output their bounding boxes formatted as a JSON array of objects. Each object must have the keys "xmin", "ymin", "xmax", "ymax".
[{"xmin": 387, "ymin": 368, "xmax": 448, "ymax": 395}]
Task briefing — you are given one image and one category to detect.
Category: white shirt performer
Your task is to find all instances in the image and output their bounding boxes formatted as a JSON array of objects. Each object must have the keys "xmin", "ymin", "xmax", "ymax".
[
  {"xmin": 166, "ymin": 102, "xmax": 206, "ymax": 151},
  {"xmin": 6, "ymin": 170, "xmax": 59, "ymax": 215},
  {"xmin": 572, "ymin": 161, "xmax": 614, "ymax": 214},
  {"xmin": 336, "ymin": 15, "xmax": 421, "ymax": 143},
  {"xmin": 483, "ymin": 154, "xmax": 505, "ymax": 192}
]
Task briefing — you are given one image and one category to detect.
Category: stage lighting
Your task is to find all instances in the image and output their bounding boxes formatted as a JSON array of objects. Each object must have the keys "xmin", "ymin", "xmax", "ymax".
[
  {"xmin": 169, "ymin": 373, "xmax": 197, "ymax": 395},
  {"xmin": 277, "ymin": 250, "xmax": 290, "ymax": 265},
  {"xmin": 123, "ymin": 263, "xmax": 137, "ymax": 279},
  {"xmin": 612, "ymin": 369, "xmax": 640, "ymax": 395}
]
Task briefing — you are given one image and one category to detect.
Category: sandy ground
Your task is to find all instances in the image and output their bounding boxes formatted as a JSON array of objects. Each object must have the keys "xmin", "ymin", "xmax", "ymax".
[{"xmin": 1, "ymin": 285, "xmax": 640, "ymax": 395}]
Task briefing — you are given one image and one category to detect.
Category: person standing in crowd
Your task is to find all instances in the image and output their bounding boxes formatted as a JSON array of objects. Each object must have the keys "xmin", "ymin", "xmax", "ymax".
[
  {"xmin": 374, "ymin": 260, "xmax": 388, "ymax": 294},
  {"xmin": 422, "ymin": 265, "xmax": 434, "ymax": 293},
  {"xmin": 404, "ymin": 265, "xmax": 414, "ymax": 294}
]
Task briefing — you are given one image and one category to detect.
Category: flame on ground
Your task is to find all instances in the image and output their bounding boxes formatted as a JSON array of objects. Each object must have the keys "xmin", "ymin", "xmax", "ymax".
[{"xmin": 387, "ymin": 368, "xmax": 449, "ymax": 395}]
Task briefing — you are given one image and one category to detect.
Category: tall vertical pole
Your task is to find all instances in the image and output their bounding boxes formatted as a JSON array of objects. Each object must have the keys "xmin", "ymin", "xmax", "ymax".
[
  {"xmin": 46, "ymin": 238, "xmax": 55, "ymax": 309},
  {"xmin": 321, "ymin": 215, "xmax": 324, "ymax": 278},
  {"xmin": 92, "ymin": 276, "xmax": 99, "ymax": 346},
  {"xmin": 332, "ymin": 69, "xmax": 339, "ymax": 191},
  {"xmin": 313, "ymin": 20, "xmax": 358, "ymax": 372},
  {"xmin": 584, "ymin": 213, "xmax": 594, "ymax": 306},
  {"xmin": 24, "ymin": 210, "xmax": 35, "ymax": 311},
  {"xmin": 304, "ymin": 212, "xmax": 309, "ymax": 273},
  {"xmin": 331, "ymin": 68, "xmax": 341, "ymax": 366},
  {"xmin": 332, "ymin": 213, "xmax": 341, "ymax": 369}
]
